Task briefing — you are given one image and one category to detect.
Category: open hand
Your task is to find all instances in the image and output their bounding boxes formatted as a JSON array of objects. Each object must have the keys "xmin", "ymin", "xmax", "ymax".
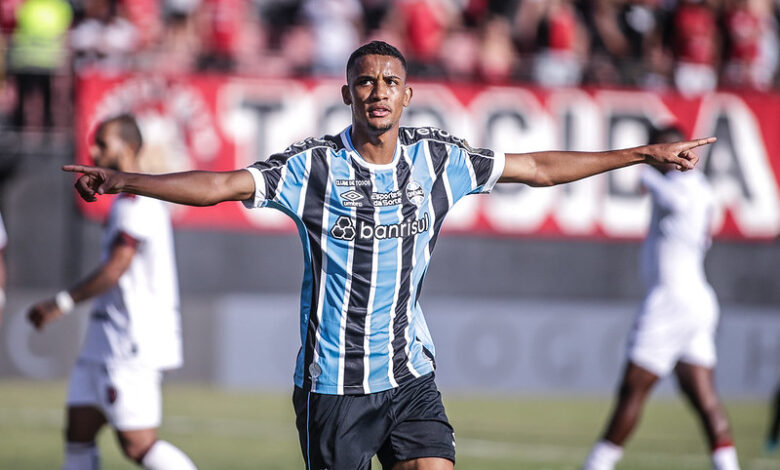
[
  {"xmin": 642, "ymin": 137, "xmax": 717, "ymax": 171},
  {"xmin": 62, "ymin": 165, "xmax": 125, "ymax": 202}
]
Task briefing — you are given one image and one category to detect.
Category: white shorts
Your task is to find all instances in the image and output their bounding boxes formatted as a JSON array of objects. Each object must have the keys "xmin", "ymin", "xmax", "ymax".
[
  {"xmin": 627, "ymin": 285, "xmax": 718, "ymax": 377},
  {"xmin": 66, "ymin": 360, "xmax": 163, "ymax": 431}
]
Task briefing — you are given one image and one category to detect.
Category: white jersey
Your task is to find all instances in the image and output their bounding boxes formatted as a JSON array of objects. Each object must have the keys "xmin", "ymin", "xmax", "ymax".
[
  {"xmin": 0, "ymin": 212, "xmax": 7, "ymax": 249},
  {"xmin": 639, "ymin": 168, "xmax": 715, "ymax": 291},
  {"xmin": 79, "ymin": 194, "xmax": 182, "ymax": 370},
  {"xmin": 630, "ymin": 168, "xmax": 719, "ymax": 375}
]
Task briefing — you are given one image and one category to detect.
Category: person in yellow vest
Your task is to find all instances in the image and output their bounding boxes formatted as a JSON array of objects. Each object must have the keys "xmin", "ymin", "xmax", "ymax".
[{"xmin": 8, "ymin": 0, "xmax": 72, "ymax": 129}]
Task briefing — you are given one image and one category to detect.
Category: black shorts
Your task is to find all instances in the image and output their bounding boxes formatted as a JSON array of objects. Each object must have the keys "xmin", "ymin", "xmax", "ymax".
[{"xmin": 293, "ymin": 373, "xmax": 455, "ymax": 470}]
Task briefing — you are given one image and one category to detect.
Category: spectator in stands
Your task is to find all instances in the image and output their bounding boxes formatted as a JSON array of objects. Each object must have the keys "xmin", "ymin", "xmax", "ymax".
[
  {"xmin": 196, "ymin": 0, "xmax": 245, "ymax": 72},
  {"xmin": 582, "ymin": 0, "xmax": 632, "ymax": 85},
  {"xmin": 670, "ymin": 0, "xmax": 720, "ymax": 96},
  {"xmin": 389, "ymin": 0, "xmax": 456, "ymax": 77},
  {"xmin": 8, "ymin": 0, "xmax": 780, "ymax": 110},
  {"xmin": 259, "ymin": 0, "xmax": 304, "ymax": 51},
  {"xmin": 461, "ymin": 0, "xmax": 521, "ymax": 27},
  {"xmin": 439, "ymin": 25, "xmax": 480, "ymax": 82},
  {"xmin": 0, "ymin": 0, "xmax": 25, "ymax": 35},
  {"xmin": 0, "ymin": 0, "xmax": 26, "ymax": 115},
  {"xmin": 275, "ymin": 23, "xmax": 316, "ymax": 77},
  {"xmin": 517, "ymin": 0, "xmax": 587, "ymax": 87},
  {"xmin": 143, "ymin": 4, "xmax": 202, "ymax": 75},
  {"xmin": 70, "ymin": 0, "xmax": 139, "ymax": 75},
  {"xmin": 640, "ymin": 32, "xmax": 674, "ymax": 90},
  {"xmin": 302, "ymin": 0, "xmax": 363, "ymax": 77},
  {"xmin": 477, "ymin": 14, "xmax": 520, "ymax": 83},
  {"xmin": 721, "ymin": 0, "xmax": 779, "ymax": 91},
  {"xmin": 360, "ymin": 0, "xmax": 392, "ymax": 34},
  {"xmin": 616, "ymin": 0, "xmax": 667, "ymax": 86},
  {"xmin": 121, "ymin": 0, "xmax": 163, "ymax": 50},
  {"xmin": 7, "ymin": 0, "xmax": 72, "ymax": 130}
]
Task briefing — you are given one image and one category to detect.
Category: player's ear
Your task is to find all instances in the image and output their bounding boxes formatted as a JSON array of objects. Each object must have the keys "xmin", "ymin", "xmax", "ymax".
[
  {"xmin": 403, "ymin": 85, "xmax": 413, "ymax": 108},
  {"xmin": 341, "ymin": 85, "xmax": 352, "ymax": 106}
]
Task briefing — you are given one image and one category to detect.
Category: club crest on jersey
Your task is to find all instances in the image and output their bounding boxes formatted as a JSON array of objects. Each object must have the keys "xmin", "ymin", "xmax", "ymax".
[
  {"xmin": 340, "ymin": 190, "xmax": 364, "ymax": 207},
  {"xmin": 330, "ymin": 214, "xmax": 430, "ymax": 241},
  {"xmin": 405, "ymin": 181, "xmax": 425, "ymax": 206}
]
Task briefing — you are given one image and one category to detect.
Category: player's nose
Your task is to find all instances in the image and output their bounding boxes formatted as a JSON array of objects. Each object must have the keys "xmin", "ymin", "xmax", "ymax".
[{"xmin": 372, "ymin": 80, "xmax": 388, "ymax": 99}]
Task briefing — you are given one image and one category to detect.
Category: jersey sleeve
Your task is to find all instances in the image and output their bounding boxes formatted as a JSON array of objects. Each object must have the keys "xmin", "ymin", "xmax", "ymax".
[
  {"xmin": 242, "ymin": 148, "xmax": 310, "ymax": 215},
  {"xmin": 113, "ymin": 197, "xmax": 156, "ymax": 242},
  {"xmin": 445, "ymin": 140, "xmax": 505, "ymax": 203},
  {"xmin": 640, "ymin": 167, "xmax": 687, "ymax": 212}
]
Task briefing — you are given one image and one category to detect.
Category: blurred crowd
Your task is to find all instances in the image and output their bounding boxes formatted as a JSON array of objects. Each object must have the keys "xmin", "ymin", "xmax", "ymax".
[{"xmin": 1, "ymin": 0, "xmax": 780, "ymax": 131}]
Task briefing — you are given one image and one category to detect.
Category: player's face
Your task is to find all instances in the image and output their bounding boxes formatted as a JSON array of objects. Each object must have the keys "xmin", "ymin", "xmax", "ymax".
[
  {"xmin": 90, "ymin": 123, "xmax": 125, "ymax": 170},
  {"xmin": 343, "ymin": 55, "xmax": 412, "ymax": 134}
]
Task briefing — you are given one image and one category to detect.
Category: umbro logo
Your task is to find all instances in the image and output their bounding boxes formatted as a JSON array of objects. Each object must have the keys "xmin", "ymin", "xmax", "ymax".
[
  {"xmin": 341, "ymin": 190, "xmax": 363, "ymax": 201},
  {"xmin": 340, "ymin": 190, "xmax": 364, "ymax": 207}
]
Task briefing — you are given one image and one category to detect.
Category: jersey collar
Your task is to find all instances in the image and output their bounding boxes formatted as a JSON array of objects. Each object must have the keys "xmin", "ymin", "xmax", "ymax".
[{"xmin": 340, "ymin": 126, "xmax": 401, "ymax": 170}]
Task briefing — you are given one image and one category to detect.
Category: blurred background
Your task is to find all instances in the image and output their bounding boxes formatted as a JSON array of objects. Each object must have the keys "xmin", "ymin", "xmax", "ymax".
[{"xmin": 0, "ymin": 0, "xmax": 779, "ymax": 468}]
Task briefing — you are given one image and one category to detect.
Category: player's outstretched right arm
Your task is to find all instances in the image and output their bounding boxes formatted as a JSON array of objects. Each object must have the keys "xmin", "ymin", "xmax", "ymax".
[{"xmin": 62, "ymin": 165, "xmax": 256, "ymax": 206}]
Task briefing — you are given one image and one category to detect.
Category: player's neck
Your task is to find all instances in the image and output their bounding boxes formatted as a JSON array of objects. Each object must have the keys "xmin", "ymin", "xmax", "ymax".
[{"xmin": 350, "ymin": 126, "xmax": 398, "ymax": 165}]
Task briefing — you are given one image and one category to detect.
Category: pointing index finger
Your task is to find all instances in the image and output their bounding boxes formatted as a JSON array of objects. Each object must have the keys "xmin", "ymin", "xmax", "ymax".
[
  {"xmin": 62, "ymin": 164, "xmax": 97, "ymax": 174},
  {"xmin": 682, "ymin": 136, "xmax": 717, "ymax": 150}
]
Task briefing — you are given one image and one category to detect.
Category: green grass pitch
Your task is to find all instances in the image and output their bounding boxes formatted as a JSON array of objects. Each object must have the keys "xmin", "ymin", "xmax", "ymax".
[{"xmin": 0, "ymin": 379, "xmax": 776, "ymax": 469}]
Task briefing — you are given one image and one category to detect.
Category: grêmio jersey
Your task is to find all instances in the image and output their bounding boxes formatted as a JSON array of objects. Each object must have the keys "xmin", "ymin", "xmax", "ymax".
[{"xmin": 243, "ymin": 126, "xmax": 505, "ymax": 395}]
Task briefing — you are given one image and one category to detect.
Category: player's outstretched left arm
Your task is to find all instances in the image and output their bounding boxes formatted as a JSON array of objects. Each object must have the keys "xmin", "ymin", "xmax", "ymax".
[
  {"xmin": 62, "ymin": 165, "xmax": 256, "ymax": 206},
  {"xmin": 498, "ymin": 137, "xmax": 716, "ymax": 186}
]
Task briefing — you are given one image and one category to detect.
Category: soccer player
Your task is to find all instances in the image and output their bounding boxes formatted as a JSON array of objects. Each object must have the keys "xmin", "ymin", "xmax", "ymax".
[
  {"xmin": 27, "ymin": 115, "xmax": 196, "ymax": 470},
  {"xmin": 64, "ymin": 42, "xmax": 714, "ymax": 470},
  {"xmin": 582, "ymin": 125, "xmax": 739, "ymax": 470}
]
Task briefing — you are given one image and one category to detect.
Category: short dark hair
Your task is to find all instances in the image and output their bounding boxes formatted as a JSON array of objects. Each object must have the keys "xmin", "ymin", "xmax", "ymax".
[
  {"xmin": 648, "ymin": 124, "xmax": 684, "ymax": 145},
  {"xmin": 346, "ymin": 41, "xmax": 407, "ymax": 78},
  {"xmin": 97, "ymin": 114, "xmax": 143, "ymax": 154}
]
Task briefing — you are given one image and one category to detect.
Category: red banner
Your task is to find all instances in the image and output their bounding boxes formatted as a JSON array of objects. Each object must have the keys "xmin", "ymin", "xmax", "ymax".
[{"xmin": 75, "ymin": 74, "xmax": 780, "ymax": 240}]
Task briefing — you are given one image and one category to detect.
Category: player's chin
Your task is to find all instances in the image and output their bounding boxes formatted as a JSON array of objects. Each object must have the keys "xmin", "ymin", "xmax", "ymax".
[{"xmin": 366, "ymin": 120, "xmax": 395, "ymax": 133}]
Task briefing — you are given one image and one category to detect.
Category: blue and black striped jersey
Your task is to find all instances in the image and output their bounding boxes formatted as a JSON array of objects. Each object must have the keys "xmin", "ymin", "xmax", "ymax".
[{"xmin": 244, "ymin": 126, "xmax": 505, "ymax": 395}]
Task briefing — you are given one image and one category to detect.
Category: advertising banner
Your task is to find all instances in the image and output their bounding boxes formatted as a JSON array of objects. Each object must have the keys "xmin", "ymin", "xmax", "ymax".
[{"xmin": 75, "ymin": 75, "xmax": 780, "ymax": 239}]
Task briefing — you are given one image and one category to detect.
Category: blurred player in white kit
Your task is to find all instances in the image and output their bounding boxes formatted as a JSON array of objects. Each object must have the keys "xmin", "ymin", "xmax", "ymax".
[
  {"xmin": 582, "ymin": 125, "xmax": 740, "ymax": 470},
  {"xmin": 27, "ymin": 115, "xmax": 197, "ymax": 470}
]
